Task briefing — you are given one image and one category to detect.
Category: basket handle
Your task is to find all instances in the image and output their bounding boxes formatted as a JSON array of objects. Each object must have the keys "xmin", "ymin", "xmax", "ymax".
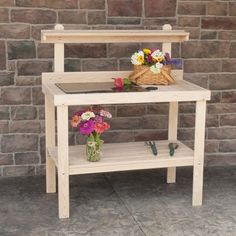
[
  {"xmin": 161, "ymin": 70, "xmax": 175, "ymax": 84},
  {"xmin": 129, "ymin": 66, "xmax": 150, "ymax": 83}
]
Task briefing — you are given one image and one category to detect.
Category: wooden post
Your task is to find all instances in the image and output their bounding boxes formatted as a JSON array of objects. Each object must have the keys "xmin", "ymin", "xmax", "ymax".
[
  {"xmin": 162, "ymin": 24, "xmax": 178, "ymax": 184},
  {"xmin": 57, "ymin": 105, "xmax": 69, "ymax": 218},
  {"xmin": 192, "ymin": 100, "xmax": 206, "ymax": 206},
  {"xmin": 45, "ymin": 95, "xmax": 56, "ymax": 193},
  {"xmin": 54, "ymin": 24, "xmax": 65, "ymax": 73},
  {"xmin": 167, "ymin": 102, "xmax": 178, "ymax": 183}
]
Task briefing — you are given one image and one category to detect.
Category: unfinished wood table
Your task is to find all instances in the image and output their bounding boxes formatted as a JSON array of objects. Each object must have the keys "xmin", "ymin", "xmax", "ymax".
[{"xmin": 41, "ymin": 24, "xmax": 211, "ymax": 219}]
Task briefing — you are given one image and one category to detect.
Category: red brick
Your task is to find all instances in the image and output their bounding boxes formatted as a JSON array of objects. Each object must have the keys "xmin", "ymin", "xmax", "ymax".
[
  {"xmin": 207, "ymin": 2, "xmax": 227, "ymax": 16},
  {"xmin": 108, "ymin": 0, "xmax": 142, "ymax": 17},
  {"xmin": 208, "ymin": 127, "xmax": 236, "ymax": 140},
  {"xmin": 229, "ymin": 2, "xmax": 236, "ymax": 16},
  {"xmin": 0, "ymin": 72, "xmax": 14, "ymax": 86},
  {"xmin": 0, "ymin": 24, "xmax": 30, "ymax": 39},
  {"xmin": 209, "ymin": 74, "xmax": 236, "ymax": 90},
  {"xmin": 31, "ymin": 25, "xmax": 54, "ymax": 40},
  {"xmin": 0, "ymin": 8, "xmax": 9, "ymax": 23},
  {"xmin": 58, "ymin": 11, "xmax": 86, "ymax": 24},
  {"xmin": 219, "ymin": 140, "xmax": 236, "ymax": 152},
  {"xmin": 82, "ymin": 59, "xmax": 117, "ymax": 71},
  {"xmin": 178, "ymin": 16, "xmax": 200, "ymax": 27},
  {"xmin": 108, "ymin": 17, "xmax": 141, "ymax": 25},
  {"xmin": 229, "ymin": 42, "xmax": 236, "ymax": 58},
  {"xmin": 184, "ymin": 60, "xmax": 221, "ymax": 73},
  {"xmin": 15, "ymin": 0, "xmax": 78, "ymax": 9},
  {"xmin": 202, "ymin": 17, "xmax": 236, "ymax": 30},
  {"xmin": 181, "ymin": 41, "xmax": 230, "ymax": 58},
  {"xmin": 0, "ymin": 87, "xmax": 31, "ymax": 105},
  {"xmin": 143, "ymin": 18, "xmax": 177, "ymax": 27},
  {"xmin": 184, "ymin": 73, "xmax": 208, "ymax": 89},
  {"xmin": 222, "ymin": 91, "xmax": 236, "ymax": 103},
  {"xmin": 0, "ymin": 0, "xmax": 14, "ymax": 6},
  {"xmin": 7, "ymin": 41, "xmax": 36, "ymax": 60},
  {"xmin": 88, "ymin": 11, "xmax": 106, "ymax": 25},
  {"xmin": 145, "ymin": 0, "xmax": 177, "ymax": 17},
  {"xmin": 134, "ymin": 130, "xmax": 168, "ymax": 141},
  {"xmin": 201, "ymin": 31, "xmax": 217, "ymax": 40},
  {"xmin": 37, "ymin": 43, "xmax": 54, "ymax": 58},
  {"xmin": 0, "ymin": 41, "xmax": 6, "ymax": 70},
  {"xmin": 15, "ymin": 152, "xmax": 39, "ymax": 165},
  {"xmin": 108, "ymin": 43, "xmax": 140, "ymax": 58},
  {"xmin": 207, "ymin": 104, "xmax": 236, "ymax": 114},
  {"xmin": 0, "ymin": 154, "xmax": 13, "ymax": 165},
  {"xmin": 65, "ymin": 59, "xmax": 81, "ymax": 72},
  {"xmin": 117, "ymin": 104, "xmax": 146, "ymax": 117},
  {"xmin": 80, "ymin": 0, "xmax": 105, "ymax": 9},
  {"xmin": 65, "ymin": 44, "xmax": 106, "ymax": 58},
  {"xmin": 17, "ymin": 60, "xmax": 53, "ymax": 76},
  {"xmin": 222, "ymin": 59, "xmax": 236, "ymax": 72},
  {"xmin": 218, "ymin": 31, "xmax": 236, "ymax": 40},
  {"xmin": 178, "ymin": 2, "xmax": 206, "ymax": 15},
  {"xmin": 11, "ymin": 9, "xmax": 56, "ymax": 24},
  {"xmin": 220, "ymin": 114, "xmax": 236, "ymax": 127},
  {"xmin": 10, "ymin": 121, "xmax": 41, "ymax": 133}
]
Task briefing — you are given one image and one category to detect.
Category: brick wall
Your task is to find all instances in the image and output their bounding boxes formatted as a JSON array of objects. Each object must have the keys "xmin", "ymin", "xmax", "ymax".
[{"xmin": 0, "ymin": 0, "xmax": 236, "ymax": 177}]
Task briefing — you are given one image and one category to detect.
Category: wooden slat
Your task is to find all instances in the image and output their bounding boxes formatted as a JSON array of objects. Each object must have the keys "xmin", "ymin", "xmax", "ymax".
[
  {"xmin": 42, "ymin": 79, "xmax": 211, "ymax": 106},
  {"xmin": 42, "ymin": 70, "xmax": 183, "ymax": 84},
  {"xmin": 41, "ymin": 29, "xmax": 189, "ymax": 43},
  {"xmin": 47, "ymin": 140, "xmax": 194, "ymax": 175}
]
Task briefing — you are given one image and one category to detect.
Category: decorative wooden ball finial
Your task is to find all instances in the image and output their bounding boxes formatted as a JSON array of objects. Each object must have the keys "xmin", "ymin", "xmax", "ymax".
[{"xmin": 54, "ymin": 24, "xmax": 64, "ymax": 30}]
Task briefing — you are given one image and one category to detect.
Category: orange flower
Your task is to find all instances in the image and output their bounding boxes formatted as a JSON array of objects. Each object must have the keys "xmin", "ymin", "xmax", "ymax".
[{"xmin": 71, "ymin": 115, "xmax": 81, "ymax": 128}]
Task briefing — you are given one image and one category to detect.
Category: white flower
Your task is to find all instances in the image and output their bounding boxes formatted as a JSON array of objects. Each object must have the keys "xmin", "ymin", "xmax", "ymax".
[
  {"xmin": 131, "ymin": 51, "xmax": 144, "ymax": 65},
  {"xmin": 150, "ymin": 62, "xmax": 163, "ymax": 74},
  {"xmin": 100, "ymin": 110, "xmax": 112, "ymax": 119},
  {"xmin": 81, "ymin": 111, "xmax": 95, "ymax": 121},
  {"xmin": 151, "ymin": 49, "xmax": 165, "ymax": 62}
]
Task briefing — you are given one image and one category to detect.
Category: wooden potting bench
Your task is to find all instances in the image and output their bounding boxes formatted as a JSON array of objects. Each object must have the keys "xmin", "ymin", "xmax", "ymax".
[{"xmin": 41, "ymin": 24, "xmax": 211, "ymax": 219}]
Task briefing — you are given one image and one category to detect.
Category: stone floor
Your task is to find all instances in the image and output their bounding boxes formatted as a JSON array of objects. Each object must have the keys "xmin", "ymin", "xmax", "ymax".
[{"xmin": 0, "ymin": 167, "xmax": 235, "ymax": 236}]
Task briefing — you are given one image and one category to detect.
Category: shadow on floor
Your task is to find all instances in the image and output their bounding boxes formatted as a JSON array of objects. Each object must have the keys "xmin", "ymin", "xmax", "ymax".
[{"xmin": 0, "ymin": 167, "xmax": 235, "ymax": 236}]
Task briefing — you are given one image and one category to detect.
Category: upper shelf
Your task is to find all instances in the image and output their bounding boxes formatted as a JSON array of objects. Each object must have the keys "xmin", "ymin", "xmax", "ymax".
[{"xmin": 41, "ymin": 25, "xmax": 189, "ymax": 44}]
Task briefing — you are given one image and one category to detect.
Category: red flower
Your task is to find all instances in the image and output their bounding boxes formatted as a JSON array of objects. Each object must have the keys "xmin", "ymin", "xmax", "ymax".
[
  {"xmin": 94, "ymin": 122, "xmax": 110, "ymax": 134},
  {"xmin": 114, "ymin": 78, "xmax": 124, "ymax": 89}
]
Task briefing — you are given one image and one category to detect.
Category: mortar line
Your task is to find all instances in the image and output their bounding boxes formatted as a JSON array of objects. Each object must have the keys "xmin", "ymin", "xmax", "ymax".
[{"xmin": 104, "ymin": 174, "xmax": 147, "ymax": 236}]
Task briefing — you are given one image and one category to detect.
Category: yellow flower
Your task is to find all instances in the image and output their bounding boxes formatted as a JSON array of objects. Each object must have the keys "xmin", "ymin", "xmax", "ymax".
[
  {"xmin": 143, "ymin": 48, "xmax": 151, "ymax": 55},
  {"xmin": 137, "ymin": 55, "xmax": 144, "ymax": 64}
]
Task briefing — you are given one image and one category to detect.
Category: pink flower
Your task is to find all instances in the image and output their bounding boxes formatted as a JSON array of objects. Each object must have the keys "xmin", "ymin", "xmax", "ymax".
[
  {"xmin": 114, "ymin": 78, "xmax": 124, "ymax": 89},
  {"xmin": 80, "ymin": 120, "xmax": 95, "ymax": 135},
  {"xmin": 94, "ymin": 122, "xmax": 110, "ymax": 134}
]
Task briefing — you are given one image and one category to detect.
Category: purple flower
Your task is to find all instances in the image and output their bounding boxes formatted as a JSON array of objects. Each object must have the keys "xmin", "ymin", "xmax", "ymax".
[
  {"xmin": 94, "ymin": 115, "xmax": 103, "ymax": 123},
  {"xmin": 80, "ymin": 120, "xmax": 95, "ymax": 135},
  {"xmin": 147, "ymin": 55, "xmax": 153, "ymax": 63},
  {"xmin": 164, "ymin": 53, "xmax": 171, "ymax": 62}
]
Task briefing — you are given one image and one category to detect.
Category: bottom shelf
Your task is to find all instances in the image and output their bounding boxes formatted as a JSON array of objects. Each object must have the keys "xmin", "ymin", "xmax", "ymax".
[{"xmin": 47, "ymin": 140, "xmax": 194, "ymax": 175}]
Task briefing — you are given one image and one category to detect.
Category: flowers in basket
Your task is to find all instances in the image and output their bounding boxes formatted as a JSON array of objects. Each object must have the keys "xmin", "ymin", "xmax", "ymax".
[
  {"xmin": 129, "ymin": 48, "xmax": 177, "ymax": 85},
  {"xmin": 71, "ymin": 106, "xmax": 112, "ymax": 162}
]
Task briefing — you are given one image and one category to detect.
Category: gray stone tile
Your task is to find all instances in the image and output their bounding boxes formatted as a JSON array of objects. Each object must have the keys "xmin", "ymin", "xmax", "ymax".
[{"xmin": 0, "ymin": 167, "xmax": 235, "ymax": 235}]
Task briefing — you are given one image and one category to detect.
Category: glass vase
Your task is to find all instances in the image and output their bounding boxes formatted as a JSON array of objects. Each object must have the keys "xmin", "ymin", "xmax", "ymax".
[{"xmin": 86, "ymin": 141, "xmax": 102, "ymax": 162}]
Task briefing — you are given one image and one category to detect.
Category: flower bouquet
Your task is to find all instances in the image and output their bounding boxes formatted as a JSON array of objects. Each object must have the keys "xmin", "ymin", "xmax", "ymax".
[
  {"xmin": 71, "ymin": 106, "xmax": 112, "ymax": 162},
  {"xmin": 129, "ymin": 48, "xmax": 175, "ymax": 85}
]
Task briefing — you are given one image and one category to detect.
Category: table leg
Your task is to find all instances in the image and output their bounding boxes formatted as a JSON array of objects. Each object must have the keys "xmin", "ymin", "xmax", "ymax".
[
  {"xmin": 192, "ymin": 100, "xmax": 206, "ymax": 206},
  {"xmin": 167, "ymin": 101, "xmax": 178, "ymax": 183},
  {"xmin": 45, "ymin": 95, "xmax": 56, "ymax": 193},
  {"xmin": 57, "ymin": 105, "xmax": 70, "ymax": 218}
]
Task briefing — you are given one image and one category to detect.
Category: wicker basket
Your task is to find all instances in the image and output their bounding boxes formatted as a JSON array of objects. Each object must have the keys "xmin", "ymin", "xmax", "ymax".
[{"xmin": 129, "ymin": 65, "xmax": 175, "ymax": 85}]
